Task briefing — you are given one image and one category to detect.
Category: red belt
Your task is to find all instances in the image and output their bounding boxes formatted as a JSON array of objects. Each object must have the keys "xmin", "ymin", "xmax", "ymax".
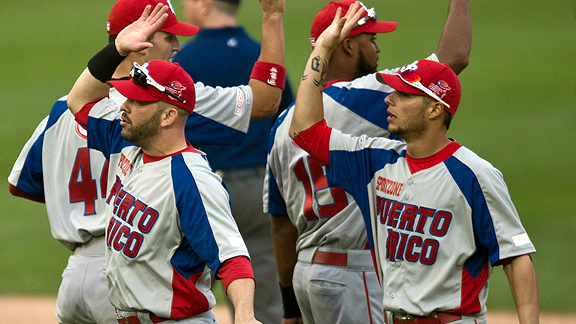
[
  {"xmin": 116, "ymin": 315, "xmax": 142, "ymax": 324},
  {"xmin": 311, "ymin": 250, "xmax": 348, "ymax": 266},
  {"xmin": 385, "ymin": 313, "xmax": 462, "ymax": 324}
]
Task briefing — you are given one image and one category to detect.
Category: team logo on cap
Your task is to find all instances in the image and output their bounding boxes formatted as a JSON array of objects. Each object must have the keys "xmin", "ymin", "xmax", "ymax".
[
  {"xmin": 168, "ymin": 81, "xmax": 186, "ymax": 100},
  {"xmin": 428, "ymin": 80, "xmax": 451, "ymax": 99},
  {"xmin": 400, "ymin": 60, "xmax": 419, "ymax": 73}
]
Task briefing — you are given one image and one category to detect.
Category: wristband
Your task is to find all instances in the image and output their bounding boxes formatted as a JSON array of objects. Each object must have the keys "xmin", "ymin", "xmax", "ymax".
[
  {"xmin": 87, "ymin": 41, "xmax": 125, "ymax": 83},
  {"xmin": 279, "ymin": 283, "xmax": 301, "ymax": 318},
  {"xmin": 250, "ymin": 61, "xmax": 286, "ymax": 90}
]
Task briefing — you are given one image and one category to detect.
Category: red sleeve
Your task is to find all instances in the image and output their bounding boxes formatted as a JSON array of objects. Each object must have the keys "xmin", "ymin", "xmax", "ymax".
[
  {"xmin": 292, "ymin": 120, "xmax": 332, "ymax": 166},
  {"xmin": 216, "ymin": 256, "xmax": 255, "ymax": 294},
  {"xmin": 9, "ymin": 184, "xmax": 45, "ymax": 203},
  {"xmin": 74, "ymin": 98, "xmax": 106, "ymax": 128}
]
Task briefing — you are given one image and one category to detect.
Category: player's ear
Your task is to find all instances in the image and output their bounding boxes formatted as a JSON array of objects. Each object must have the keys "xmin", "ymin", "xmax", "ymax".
[
  {"xmin": 160, "ymin": 106, "xmax": 179, "ymax": 127},
  {"xmin": 341, "ymin": 38, "xmax": 356, "ymax": 57},
  {"xmin": 428, "ymin": 101, "xmax": 445, "ymax": 120}
]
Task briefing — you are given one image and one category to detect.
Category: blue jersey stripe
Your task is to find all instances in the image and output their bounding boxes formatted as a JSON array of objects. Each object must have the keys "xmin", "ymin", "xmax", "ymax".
[
  {"xmin": 444, "ymin": 156, "xmax": 500, "ymax": 276},
  {"xmin": 171, "ymin": 155, "xmax": 222, "ymax": 277},
  {"xmin": 324, "ymin": 86, "xmax": 401, "ymax": 141}
]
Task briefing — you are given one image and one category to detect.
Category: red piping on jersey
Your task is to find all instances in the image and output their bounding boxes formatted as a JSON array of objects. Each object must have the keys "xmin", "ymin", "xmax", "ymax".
[
  {"xmin": 363, "ymin": 271, "xmax": 374, "ymax": 324},
  {"xmin": 142, "ymin": 141, "xmax": 198, "ymax": 163},
  {"xmin": 323, "ymin": 78, "xmax": 349, "ymax": 88},
  {"xmin": 405, "ymin": 141, "xmax": 461, "ymax": 174}
]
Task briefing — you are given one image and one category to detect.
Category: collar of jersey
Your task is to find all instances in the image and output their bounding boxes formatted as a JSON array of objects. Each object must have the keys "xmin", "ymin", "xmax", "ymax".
[
  {"xmin": 142, "ymin": 142, "xmax": 197, "ymax": 163},
  {"xmin": 406, "ymin": 141, "xmax": 461, "ymax": 174}
]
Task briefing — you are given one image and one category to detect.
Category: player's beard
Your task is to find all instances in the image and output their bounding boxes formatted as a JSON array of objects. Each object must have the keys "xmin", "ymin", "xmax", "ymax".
[
  {"xmin": 356, "ymin": 50, "xmax": 378, "ymax": 78},
  {"xmin": 389, "ymin": 110, "xmax": 428, "ymax": 142},
  {"xmin": 121, "ymin": 109, "xmax": 163, "ymax": 148}
]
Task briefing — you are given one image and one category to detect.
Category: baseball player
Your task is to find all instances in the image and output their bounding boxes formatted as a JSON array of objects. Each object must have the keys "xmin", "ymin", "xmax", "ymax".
[
  {"xmin": 173, "ymin": 1, "xmax": 294, "ymax": 321},
  {"xmin": 66, "ymin": 5, "xmax": 259, "ymax": 323},
  {"xmin": 288, "ymin": 7, "xmax": 539, "ymax": 324},
  {"xmin": 8, "ymin": 0, "xmax": 286, "ymax": 322},
  {"xmin": 264, "ymin": 0, "xmax": 471, "ymax": 323}
]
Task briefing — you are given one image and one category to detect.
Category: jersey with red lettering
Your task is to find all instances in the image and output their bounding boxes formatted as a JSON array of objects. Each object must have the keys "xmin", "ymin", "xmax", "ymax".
[
  {"xmin": 302, "ymin": 127, "xmax": 536, "ymax": 316},
  {"xmin": 85, "ymin": 97, "xmax": 249, "ymax": 319}
]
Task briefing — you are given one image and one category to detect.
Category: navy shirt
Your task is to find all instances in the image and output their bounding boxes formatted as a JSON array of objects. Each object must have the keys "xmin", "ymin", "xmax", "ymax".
[{"xmin": 173, "ymin": 27, "xmax": 294, "ymax": 170}]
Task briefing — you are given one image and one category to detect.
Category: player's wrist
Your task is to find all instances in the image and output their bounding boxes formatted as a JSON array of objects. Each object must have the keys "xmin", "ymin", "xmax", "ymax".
[
  {"xmin": 87, "ymin": 41, "xmax": 126, "ymax": 83},
  {"xmin": 279, "ymin": 283, "xmax": 301, "ymax": 319},
  {"xmin": 250, "ymin": 61, "xmax": 286, "ymax": 90}
]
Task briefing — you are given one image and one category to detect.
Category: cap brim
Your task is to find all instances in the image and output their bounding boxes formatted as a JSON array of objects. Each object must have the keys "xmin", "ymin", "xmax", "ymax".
[
  {"xmin": 108, "ymin": 80, "xmax": 160, "ymax": 102},
  {"xmin": 161, "ymin": 22, "xmax": 199, "ymax": 36},
  {"xmin": 362, "ymin": 21, "xmax": 398, "ymax": 34},
  {"xmin": 376, "ymin": 72, "xmax": 427, "ymax": 96}
]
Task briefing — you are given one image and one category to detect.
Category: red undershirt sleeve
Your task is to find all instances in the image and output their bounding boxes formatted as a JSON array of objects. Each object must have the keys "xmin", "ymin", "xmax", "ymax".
[
  {"xmin": 216, "ymin": 256, "xmax": 255, "ymax": 294},
  {"xmin": 73, "ymin": 97, "xmax": 106, "ymax": 128},
  {"xmin": 8, "ymin": 184, "xmax": 45, "ymax": 203},
  {"xmin": 291, "ymin": 120, "xmax": 332, "ymax": 166}
]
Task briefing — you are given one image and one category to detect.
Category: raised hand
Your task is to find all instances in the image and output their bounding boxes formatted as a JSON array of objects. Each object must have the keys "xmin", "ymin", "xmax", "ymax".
[
  {"xmin": 115, "ymin": 4, "xmax": 169, "ymax": 56},
  {"xmin": 314, "ymin": 1, "xmax": 365, "ymax": 54},
  {"xmin": 258, "ymin": 0, "xmax": 285, "ymax": 17}
]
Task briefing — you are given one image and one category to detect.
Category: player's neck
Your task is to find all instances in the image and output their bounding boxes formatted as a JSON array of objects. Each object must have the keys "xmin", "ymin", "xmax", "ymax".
[
  {"xmin": 405, "ymin": 132, "xmax": 451, "ymax": 159},
  {"xmin": 141, "ymin": 133, "xmax": 188, "ymax": 158}
]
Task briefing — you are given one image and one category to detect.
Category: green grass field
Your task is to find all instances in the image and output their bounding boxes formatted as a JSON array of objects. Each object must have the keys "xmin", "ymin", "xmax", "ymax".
[{"xmin": 1, "ymin": 0, "xmax": 575, "ymax": 314}]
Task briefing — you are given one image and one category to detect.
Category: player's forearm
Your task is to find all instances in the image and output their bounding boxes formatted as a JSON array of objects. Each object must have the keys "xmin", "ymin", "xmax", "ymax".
[
  {"xmin": 271, "ymin": 214, "xmax": 298, "ymax": 287},
  {"xmin": 435, "ymin": 0, "xmax": 471, "ymax": 75},
  {"xmin": 68, "ymin": 68, "xmax": 112, "ymax": 115},
  {"xmin": 289, "ymin": 47, "xmax": 330, "ymax": 138},
  {"xmin": 248, "ymin": 1, "xmax": 285, "ymax": 120},
  {"xmin": 226, "ymin": 277, "xmax": 260, "ymax": 324},
  {"xmin": 504, "ymin": 254, "xmax": 540, "ymax": 324}
]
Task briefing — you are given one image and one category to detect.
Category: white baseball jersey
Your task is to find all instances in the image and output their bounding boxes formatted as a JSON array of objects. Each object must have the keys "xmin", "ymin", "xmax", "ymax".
[
  {"xmin": 8, "ymin": 83, "xmax": 254, "ymax": 249},
  {"xmin": 85, "ymin": 97, "xmax": 249, "ymax": 318},
  {"xmin": 295, "ymin": 126, "xmax": 536, "ymax": 316},
  {"xmin": 263, "ymin": 54, "xmax": 437, "ymax": 252},
  {"xmin": 8, "ymin": 96, "xmax": 111, "ymax": 250}
]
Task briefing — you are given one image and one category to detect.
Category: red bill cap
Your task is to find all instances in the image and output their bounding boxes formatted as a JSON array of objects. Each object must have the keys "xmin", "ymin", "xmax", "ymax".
[
  {"xmin": 107, "ymin": 0, "xmax": 199, "ymax": 36},
  {"xmin": 377, "ymin": 60, "xmax": 461, "ymax": 116},
  {"xmin": 108, "ymin": 60, "xmax": 196, "ymax": 113},
  {"xmin": 310, "ymin": 0, "xmax": 397, "ymax": 47}
]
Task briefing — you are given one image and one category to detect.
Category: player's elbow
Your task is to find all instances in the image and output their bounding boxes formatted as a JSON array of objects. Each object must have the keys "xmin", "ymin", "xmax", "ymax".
[{"xmin": 448, "ymin": 54, "xmax": 469, "ymax": 75}]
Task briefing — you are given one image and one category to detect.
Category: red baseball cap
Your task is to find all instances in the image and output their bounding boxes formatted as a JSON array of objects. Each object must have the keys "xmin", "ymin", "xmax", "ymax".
[
  {"xmin": 377, "ymin": 60, "xmax": 461, "ymax": 116},
  {"xmin": 108, "ymin": 60, "xmax": 196, "ymax": 113},
  {"xmin": 310, "ymin": 0, "xmax": 397, "ymax": 47},
  {"xmin": 107, "ymin": 0, "xmax": 199, "ymax": 36}
]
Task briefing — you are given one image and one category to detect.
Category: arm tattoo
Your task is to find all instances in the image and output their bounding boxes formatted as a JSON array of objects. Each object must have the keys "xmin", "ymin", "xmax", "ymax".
[
  {"xmin": 312, "ymin": 58, "xmax": 329, "ymax": 87},
  {"xmin": 311, "ymin": 56, "xmax": 321, "ymax": 72},
  {"xmin": 301, "ymin": 74, "xmax": 308, "ymax": 81}
]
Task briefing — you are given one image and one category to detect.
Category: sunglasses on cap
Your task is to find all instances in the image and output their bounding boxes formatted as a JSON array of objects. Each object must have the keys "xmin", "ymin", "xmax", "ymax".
[
  {"xmin": 130, "ymin": 63, "xmax": 186, "ymax": 104},
  {"xmin": 352, "ymin": 2, "xmax": 376, "ymax": 30},
  {"xmin": 397, "ymin": 68, "xmax": 451, "ymax": 108}
]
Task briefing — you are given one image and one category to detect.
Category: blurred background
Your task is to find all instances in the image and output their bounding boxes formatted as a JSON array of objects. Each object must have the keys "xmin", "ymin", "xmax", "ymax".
[{"xmin": 0, "ymin": 0, "xmax": 575, "ymax": 315}]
